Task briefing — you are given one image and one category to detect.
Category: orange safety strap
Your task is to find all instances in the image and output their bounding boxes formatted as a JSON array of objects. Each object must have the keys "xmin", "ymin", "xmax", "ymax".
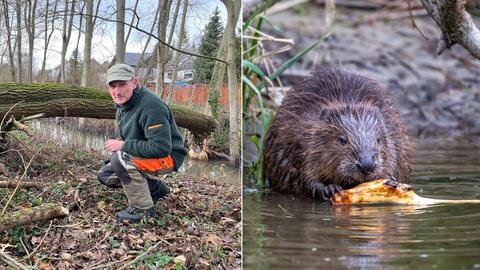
[{"xmin": 131, "ymin": 155, "xmax": 174, "ymax": 172}]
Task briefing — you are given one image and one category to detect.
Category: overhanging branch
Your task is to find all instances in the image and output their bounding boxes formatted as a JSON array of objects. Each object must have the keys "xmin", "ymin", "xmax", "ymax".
[{"xmin": 420, "ymin": 0, "xmax": 480, "ymax": 59}]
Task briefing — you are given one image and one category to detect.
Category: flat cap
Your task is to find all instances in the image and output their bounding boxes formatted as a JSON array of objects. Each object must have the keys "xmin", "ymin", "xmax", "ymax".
[{"xmin": 106, "ymin": 64, "xmax": 135, "ymax": 84}]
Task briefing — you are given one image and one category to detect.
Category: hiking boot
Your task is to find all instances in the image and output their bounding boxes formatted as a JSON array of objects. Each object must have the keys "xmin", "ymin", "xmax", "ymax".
[
  {"xmin": 147, "ymin": 178, "xmax": 171, "ymax": 203},
  {"xmin": 116, "ymin": 205, "xmax": 156, "ymax": 222}
]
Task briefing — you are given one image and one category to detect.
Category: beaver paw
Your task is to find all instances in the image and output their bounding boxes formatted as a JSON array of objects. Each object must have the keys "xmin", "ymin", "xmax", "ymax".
[
  {"xmin": 309, "ymin": 182, "xmax": 343, "ymax": 201},
  {"xmin": 323, "ymin": 184, "xmax": 343, "ymax": 200}
]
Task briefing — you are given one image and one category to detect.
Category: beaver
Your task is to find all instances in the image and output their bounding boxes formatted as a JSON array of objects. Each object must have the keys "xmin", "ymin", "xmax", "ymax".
[{"xmin": 264, "ymin": 69, "xmax": 411, "ymax": 201}]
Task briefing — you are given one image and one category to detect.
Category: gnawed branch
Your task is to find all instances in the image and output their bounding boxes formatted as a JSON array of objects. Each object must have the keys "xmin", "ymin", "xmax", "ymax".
[
  {"xmin": 0, "ymin": 181, "xmax": 44, "ymax": 188},
  {"xmin": 0, "ymin": 203, "xmax": 69, "ymax": 232}
]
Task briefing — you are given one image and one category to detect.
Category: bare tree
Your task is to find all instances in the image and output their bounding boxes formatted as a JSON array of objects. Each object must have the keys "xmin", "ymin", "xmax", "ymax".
[
  {"xmin": 1, "ymin": 0, "xmax": 16, "ymax": 81},
  {"xmin": 24, "ymin": 0, "xmax": 38, "ymax": 82},
  {"xmin": 220, "ymin": 0, "xmax": 240, "ymax": 163},
  {"xmin": 124, "ymin": 0, "xmax": 139, "ymax": 46},
  {"xmin": 156, "ymin": 0, "xmax": 173, "ymax": 95},
  {"xmin": 74, "ymin": 1, "xmax": 85, "ymax": 58},
  {"xmin": 81, "ymin": 0, "xmax": 94, "ymax": 87},
  {"xmin": 145, "ymin": 0, "xmax": 178, "ymax": 86},
  {"xmin": 40, "ymin": 0, "xmax": 59, "ymax": 82},
  {"xmin": 60, "ymin": 0, "xmax": 76, "ymax": 83},
  {"xmin": 167, "ymin": 0, "xmax": 182, "ymax": 46},
  {"xmin": 15, "ymin": 0, "xmax": 22, "ymax": 82},
  {"xmin": 167, "ymin": 0, "xmax": 189, "ymax": 104},
  {"xmin": 134, "ymin": 4, "xmax": 159, "ymax": 81},
  {"xmin": 115, "ymin": 0, "xmax": 125, "ymax": 63}
]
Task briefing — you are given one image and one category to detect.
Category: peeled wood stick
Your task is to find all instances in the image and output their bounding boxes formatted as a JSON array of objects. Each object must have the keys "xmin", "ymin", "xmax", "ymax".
[
  {"xmin": 0, "ymin": 203, "xmax": 69, "ymax": 232},
  {"xmin": 332, "ymin": 179, "xmax": 480, "ymax": 205}
]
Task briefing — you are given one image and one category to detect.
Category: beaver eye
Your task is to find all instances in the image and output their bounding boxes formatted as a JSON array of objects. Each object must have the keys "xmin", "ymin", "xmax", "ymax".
[
  {"xmin": 377, "ymin": 138, "xmax": 382, "ymax": 144},
  {"xmin": 338, "ymin": 136, "xmax": 347, "ymax": 145}
]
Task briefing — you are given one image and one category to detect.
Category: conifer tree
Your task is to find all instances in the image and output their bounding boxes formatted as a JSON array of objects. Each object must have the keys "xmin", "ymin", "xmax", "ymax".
[{"xmin": 193, "ymin": 7, "xmax": 224, "ymax": 83}]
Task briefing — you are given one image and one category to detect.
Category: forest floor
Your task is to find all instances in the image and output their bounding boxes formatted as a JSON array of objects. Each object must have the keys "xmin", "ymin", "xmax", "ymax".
[{"xmin": 0, "ymin": 132, "xmax": 241, "ymax": 269}]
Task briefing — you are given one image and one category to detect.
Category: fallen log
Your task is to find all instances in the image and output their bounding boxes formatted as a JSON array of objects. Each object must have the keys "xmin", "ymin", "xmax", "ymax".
[
  {"xmin": 0, "ymin": 181, "xmax": 44, "ymax": 189},
  {"xmin": 0, "ymin": 203, "xmax": 69, "ymax": 232},
  {"xmin": 0, "ymin": 83, "xmax": 217, "ymax": 136}
]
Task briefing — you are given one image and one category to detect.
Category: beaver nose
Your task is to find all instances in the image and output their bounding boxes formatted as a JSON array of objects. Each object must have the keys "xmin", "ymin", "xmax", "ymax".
[{"xmin": 357, "ymin": 155, "xmax": 376, "ymax": 175}]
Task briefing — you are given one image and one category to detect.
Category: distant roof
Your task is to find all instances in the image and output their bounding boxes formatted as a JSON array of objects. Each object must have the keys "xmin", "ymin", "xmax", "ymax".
[
  {"xmin": 110, "ymin": 52, "xmax": 154, "ymax": 67},
  {"xmin": 124, "ymin": 52, "xmax": 153, "ymax": 66}
]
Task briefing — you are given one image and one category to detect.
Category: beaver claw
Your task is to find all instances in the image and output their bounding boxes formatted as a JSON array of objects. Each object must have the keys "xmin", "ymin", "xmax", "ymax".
[
  {"xmin": 323, "ymin": 184, "xmax": 343, "ymax": 200},
  {"xmin": 309, "ymin": 182, "xmax": 343, "ymax": 201}
]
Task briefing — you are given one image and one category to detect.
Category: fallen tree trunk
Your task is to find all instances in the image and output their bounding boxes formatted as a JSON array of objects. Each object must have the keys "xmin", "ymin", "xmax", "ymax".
[
  {"xmin": 0, "ymin": 203, "xmax": 69, "ymax": 232},
  {"xmin": 0, "ymin": 83, "xmax": 217, "ymax": 136}
]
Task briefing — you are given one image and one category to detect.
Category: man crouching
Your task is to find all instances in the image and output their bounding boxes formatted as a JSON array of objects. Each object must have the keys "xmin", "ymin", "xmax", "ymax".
[{"xmin": 97, "ymin": 64, "xmax": 187, "ymax": 222}]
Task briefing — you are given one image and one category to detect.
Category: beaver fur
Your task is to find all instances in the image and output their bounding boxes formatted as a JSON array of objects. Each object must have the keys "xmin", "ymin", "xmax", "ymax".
[{"xmin": 264, "ymin": 69, "xmax": 411, "ymax": 201}]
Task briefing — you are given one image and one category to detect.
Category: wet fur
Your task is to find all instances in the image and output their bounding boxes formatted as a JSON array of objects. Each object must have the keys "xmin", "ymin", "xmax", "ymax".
[{"xmin": 264, "ymin": 69, "xmax": 411, "ymax": 200}]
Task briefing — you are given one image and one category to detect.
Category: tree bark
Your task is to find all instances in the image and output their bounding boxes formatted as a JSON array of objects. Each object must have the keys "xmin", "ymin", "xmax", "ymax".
[
  {"xmin": 1, "ymin": 0, "xmax": 16, "ymax": 81},
  {"xmin": 0, "ymin": 203, "xmax": 69, "ymax": 232},
  {"xmin": 220, "ymin": 0, "xmax": 241, "ymax": 164},
  {"xmin": 25, "ymin": 0, "xmax": 38, "ymax": 83},
  {"xmin": 156, "ymin": 0, "xmax": 173, "ymax": 96},
  {"xmin": 81, "ymin": 0, "xmax": 94, "ymax": 87},
  {"xmin": 0, "ymin": 83, "xmax": 217, "ymax": 136},
  {"xmin": 116, "ymin": 0, "xmax": 125, "ymax": 63},
  {"xmin": 15, "ymin": 0, "xmax": 22, "ymax": 83},
  {"xmin": 420, "ymin": 0, "xmax": 480, "ymax": 59}
]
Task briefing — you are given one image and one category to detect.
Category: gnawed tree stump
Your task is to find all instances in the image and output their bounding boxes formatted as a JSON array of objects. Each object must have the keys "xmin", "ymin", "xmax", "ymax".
[
  {"xmin": 0, "ymin": 83, "xmax": 217, "ymax": 136},
  {"xmin": 0, "ymin": 203, "xmax": 69, "ymax": 232}
]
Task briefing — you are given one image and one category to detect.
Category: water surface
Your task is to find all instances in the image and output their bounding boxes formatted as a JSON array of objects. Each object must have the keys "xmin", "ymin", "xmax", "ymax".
[
  {"xmin": 31, "ymin": 119, "xmax": 239, "ymax": 184},
  {"xmin": 244, "ymin": 138, "xmax": 480, "ymax": 270}
]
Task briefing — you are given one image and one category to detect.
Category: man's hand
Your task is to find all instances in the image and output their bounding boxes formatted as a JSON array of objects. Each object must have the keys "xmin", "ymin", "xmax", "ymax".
[{"xmin": 105, "ymin": 139, "xmax": 124, "ymax": 152}]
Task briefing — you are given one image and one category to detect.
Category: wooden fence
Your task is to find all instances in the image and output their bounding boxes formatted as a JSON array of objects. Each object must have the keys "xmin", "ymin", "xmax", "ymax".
[{"xmin": 146, "ymin": 83, "xmax": 240, "ymax": 108}]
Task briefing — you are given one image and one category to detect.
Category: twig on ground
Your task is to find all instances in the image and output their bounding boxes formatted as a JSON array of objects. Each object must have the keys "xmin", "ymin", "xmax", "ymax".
[
  {"xmin": 117, "ymin": 240, "xmax": 166, "ymax": 270},
  {"xmin": 84, "ymin": 255, "xmax": 134, "ymax": 270},
  {"xmin": 1, "ymin": 145, "xmax": 44, "ymax": 216},
  {"xmin": 23, "ymin": 221, "xmax": 53, "ymax": 262},
  {"xmin": 0, "ymin": 249, "xmax": 30, "ymax": 270}
]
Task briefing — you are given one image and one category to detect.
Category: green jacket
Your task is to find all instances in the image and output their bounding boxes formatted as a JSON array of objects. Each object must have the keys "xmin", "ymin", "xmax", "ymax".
[{"xmin": 115, "ymin": 85, "xmax": 186, "ymax": 171}]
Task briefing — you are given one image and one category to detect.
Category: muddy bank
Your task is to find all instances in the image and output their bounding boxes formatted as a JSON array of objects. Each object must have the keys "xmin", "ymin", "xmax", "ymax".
[{"xmin": 261, "ymin": 4, "xmax": 480, "ymax": 137}]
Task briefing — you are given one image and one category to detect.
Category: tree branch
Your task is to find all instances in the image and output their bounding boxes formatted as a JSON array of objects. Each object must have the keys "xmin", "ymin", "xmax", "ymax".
[
  {"xmin": 419, "ymin": 0, "xmax": 480, "ymax": 59},
  {"xmin": 0, "ymin": 203, "xmax": 69, "ymax": 232},
  {"xmin": 66, "ymin": 9, "xmax": 229, "ymax": 65}
]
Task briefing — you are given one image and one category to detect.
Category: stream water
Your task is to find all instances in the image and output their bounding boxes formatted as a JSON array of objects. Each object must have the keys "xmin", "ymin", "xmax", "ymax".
[
  {"xmin": 31, "ymin": 119, "xmax": 239, "ymax": 184},
  {"xmin": 243, "ymin": 137, "xmax": 480, "ymax": 270}
]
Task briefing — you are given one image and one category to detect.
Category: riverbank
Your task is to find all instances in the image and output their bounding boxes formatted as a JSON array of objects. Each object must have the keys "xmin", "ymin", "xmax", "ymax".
[
  {"xmin": 259, "ymin": 4, "xmax": 480, "ymax": 137},
  {"xmin": 0, "ymin": 132, "xmax": 241, "ymax": 269}
]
